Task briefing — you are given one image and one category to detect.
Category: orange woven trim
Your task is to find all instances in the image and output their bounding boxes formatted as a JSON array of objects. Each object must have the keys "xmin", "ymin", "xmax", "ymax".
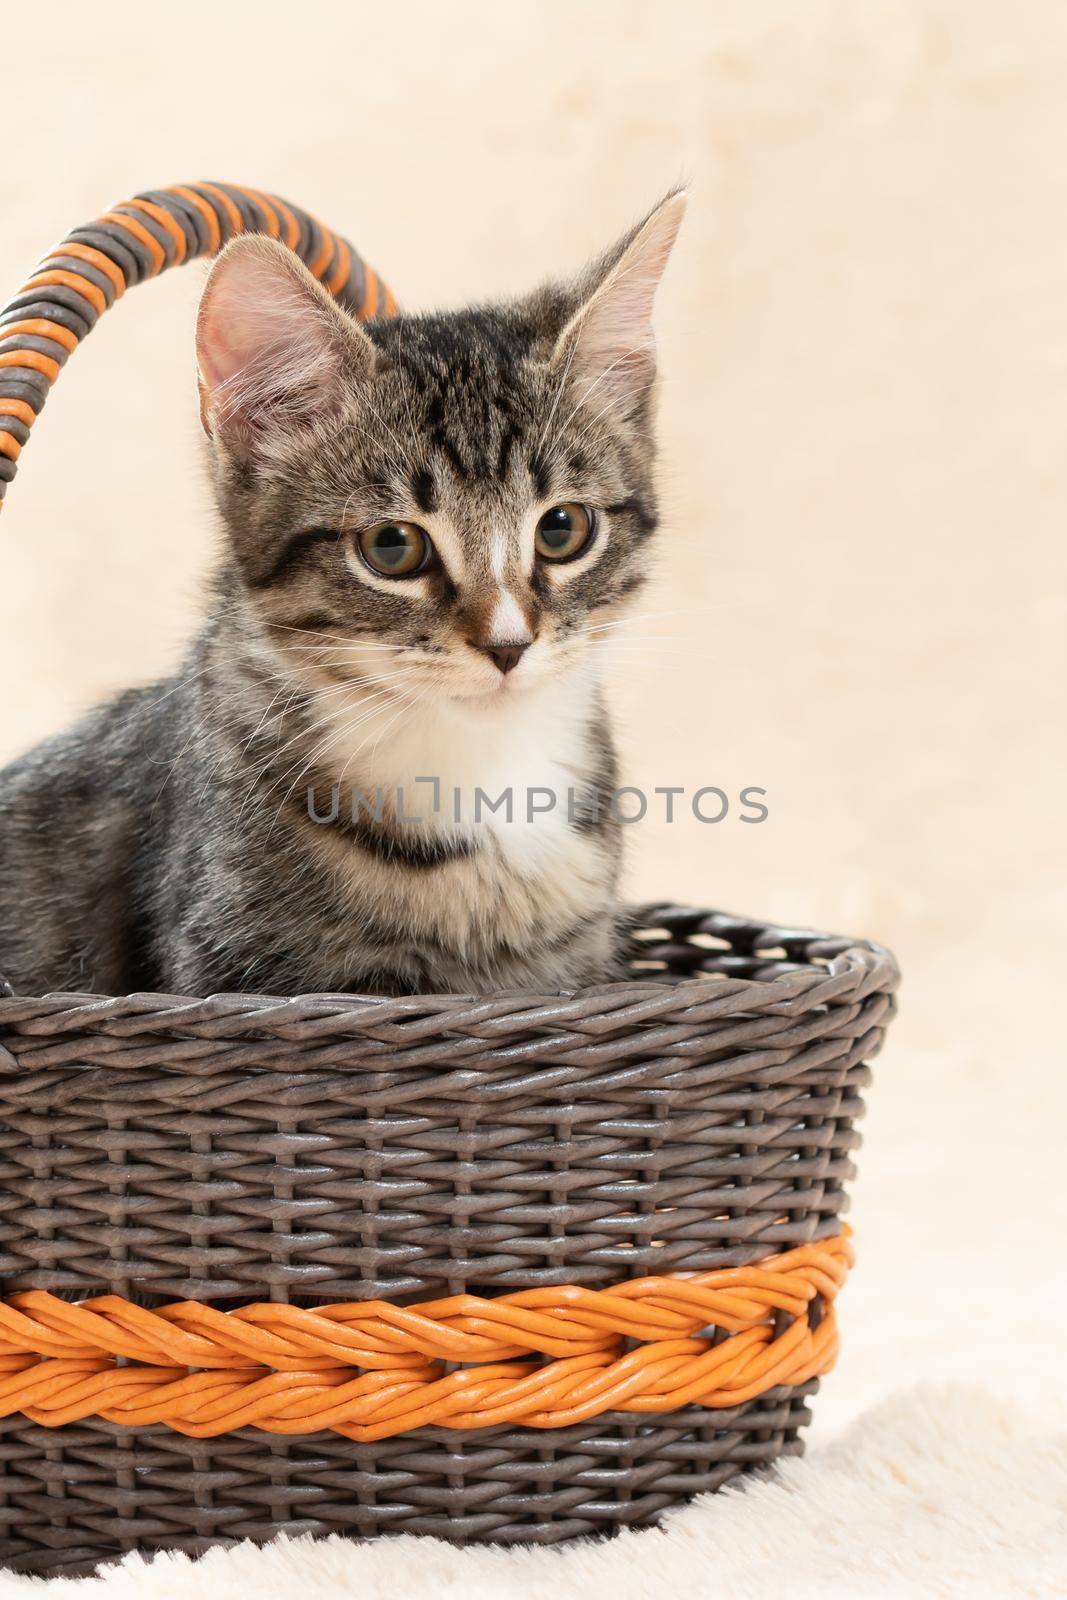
[
  {"xmin": 327, "ymin": 236, "xmax": 352, "ymax": 296},
  {"xmin": 19, "ymin": 269, "xmax": 107, "ymax": 315},
  {"xmin": 0, "ymin": 1232, "xmax": 851, "ymax": 1442},
  {"xmin": 309, "ymin": 221, "xmax": 336, "ymax": 279},
  {"xmin": 0, "ymin": 349, "xmax": 59, "ymax": 381},
  {"xmin": 236, "ymin": 186, "xmax": 280, "ymax": 240},
  {"xmin": 42, "ymin": 242, "xmax": 126, "ymax": 297},
  {"xmin": 269, "ymin": 194, "xmax": 301, "ymax": 250},
  {"xmin": 361, "ymin": 266, "xmax": 381, "ymax": 318},
  {"xmin": 0, "ymin": 431, "xmax": 22, "ymax": 460},
  {"xmin": 197, "ymin": 182, "xmax": 244, "ymax": 239},
  {"xmin": 0, "ymin": 399, "xmax": 36, "ymax": 427},
  {"xmin": 0, "ymin": 318, "xmax": 79, "ymax": 353},
  {"xmin": 99, "ymin": 211, "xmax": 165, "ymax": 274},
  {"xmin": 122, "ymin": 200, "xmax": 188, "ymax": 264},
  {"xmin": 167, "ymin": 185, "xmax": 221, "ymax": 253}
]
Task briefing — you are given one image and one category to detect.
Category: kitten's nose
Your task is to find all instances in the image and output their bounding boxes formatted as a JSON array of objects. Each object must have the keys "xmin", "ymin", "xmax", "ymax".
[{"xmin": 478, "ymin": 640, "xmax": 531, "ymax": 675}]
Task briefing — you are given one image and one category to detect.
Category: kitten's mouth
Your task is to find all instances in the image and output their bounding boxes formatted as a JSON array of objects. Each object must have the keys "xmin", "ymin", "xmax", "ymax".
[
  {"xmin": 443, "ymin": 656, "xmax": 542, "ymax": 703},
  {"xmin": 451, "ymin": 677, "xmax": 524, "ymax": 704}
]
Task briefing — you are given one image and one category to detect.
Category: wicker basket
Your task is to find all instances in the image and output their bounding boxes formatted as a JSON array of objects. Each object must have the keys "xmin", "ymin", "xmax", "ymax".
[{"xmin": 0, "ymin": 183, "xmax": 900, "ymax": 1574}]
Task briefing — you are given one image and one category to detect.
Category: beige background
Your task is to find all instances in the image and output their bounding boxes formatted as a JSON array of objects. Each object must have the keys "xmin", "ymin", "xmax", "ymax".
[{"xmin": 1, "ymin": 0, "xmax": 1064, "ymax": 1439}]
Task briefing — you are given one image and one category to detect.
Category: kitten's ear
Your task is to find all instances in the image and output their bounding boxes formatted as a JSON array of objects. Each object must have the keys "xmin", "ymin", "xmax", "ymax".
[
  {"xmin": 196, "ymin": 235, "xmax": 376, "ymax": 458},
  {"xmin": 551, "ymin": 190, "xmax": 686, "ymax": 420}
]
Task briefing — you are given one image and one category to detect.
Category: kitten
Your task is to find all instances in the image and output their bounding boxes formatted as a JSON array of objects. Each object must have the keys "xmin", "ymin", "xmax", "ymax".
[{"xmin": 0, "ymin": 192, "xmax": 685, "ymax": 997}]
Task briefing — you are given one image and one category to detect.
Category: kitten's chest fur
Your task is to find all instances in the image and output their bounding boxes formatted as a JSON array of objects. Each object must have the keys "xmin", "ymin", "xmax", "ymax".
[
  {"xmin": 172, "ymin": 647, "xmax": 622, "ymax": 996},
  {"xmin": 308, "ymin": 667, "xmax": 618, "ymax": 983}
]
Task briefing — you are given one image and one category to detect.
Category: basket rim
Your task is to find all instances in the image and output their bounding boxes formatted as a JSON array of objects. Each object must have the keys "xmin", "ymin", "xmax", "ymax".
[{"xmin": 0, "ymin": 902, "xmax": 900, "ymax": 1035}]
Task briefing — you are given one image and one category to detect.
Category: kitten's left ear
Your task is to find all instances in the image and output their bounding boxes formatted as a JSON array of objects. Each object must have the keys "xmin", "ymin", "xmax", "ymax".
[
  {"xmin": 196, "ymin": 235, "xmax": 378, "ymax": 460},
  {"xmin": 552, "ymin": 190, "xmax": 687, "ymax": 421}
]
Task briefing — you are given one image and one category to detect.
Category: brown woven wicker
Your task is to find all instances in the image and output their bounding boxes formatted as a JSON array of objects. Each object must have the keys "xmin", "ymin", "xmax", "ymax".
[
  {"xmin": 0, "ymin": 1389, "xmax": 817, "ymax": 1574},
  {"xmin": 0, "ymin": 908, "xmax": 893, "ymax": 1303},
  {"xmin": 0, "ymin": 907, "xmax": 898, "ymax": 1570},
  {"xmin": 0, "ymin": 180, "xmax": 900, "ymax": 1572}
]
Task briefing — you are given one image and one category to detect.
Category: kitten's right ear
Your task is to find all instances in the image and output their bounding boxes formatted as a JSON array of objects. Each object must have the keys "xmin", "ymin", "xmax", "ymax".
[
  {"xmin": 196, "ymin": 236, "xmax": 376, "ymax": 459},
  {"xmin": 549, "ymin": 190, "xmax": 686, "ymax": 423}
]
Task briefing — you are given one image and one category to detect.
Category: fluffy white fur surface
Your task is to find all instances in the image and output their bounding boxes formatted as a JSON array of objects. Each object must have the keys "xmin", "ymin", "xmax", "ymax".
[{"xmin": 4, "ymin": 1385, "xmax": 1063, "ymax": 1600}]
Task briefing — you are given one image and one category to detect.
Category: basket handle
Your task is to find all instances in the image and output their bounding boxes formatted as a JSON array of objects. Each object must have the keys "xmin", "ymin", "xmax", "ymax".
[{"xmin": 0, "ymin": 181, "xmax": 396, "ymax": 515}]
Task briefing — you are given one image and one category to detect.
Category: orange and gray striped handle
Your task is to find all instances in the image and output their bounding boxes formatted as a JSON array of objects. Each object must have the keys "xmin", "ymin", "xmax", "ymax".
[{"xmin": 0, "ymin": 181, "xmax": 397, "ymax": 513}]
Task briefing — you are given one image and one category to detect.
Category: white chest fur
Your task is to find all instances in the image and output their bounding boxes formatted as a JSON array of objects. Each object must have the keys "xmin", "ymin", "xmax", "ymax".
[
  {"xmin": 299, "ymin": 662, "xmax": 614, "ymax": 973},
  {"xmin": 311, "ymin": 661, "xmax": 602, "ymax": 880}
]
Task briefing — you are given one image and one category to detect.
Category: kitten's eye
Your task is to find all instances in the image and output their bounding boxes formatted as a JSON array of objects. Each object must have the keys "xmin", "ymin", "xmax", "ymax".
[
  {"xmin": 357, "ymin": 520, "xmax": 432, "ymax": 578},
  {"xmin": 534, "ymin": 503, "xmax": 595, "ymax": 562}
]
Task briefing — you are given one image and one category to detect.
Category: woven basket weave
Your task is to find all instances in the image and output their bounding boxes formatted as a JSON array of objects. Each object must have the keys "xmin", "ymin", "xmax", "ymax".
[{"xmin": 0, "ymin": 182, "xmax": 900, "ymax": 1574}]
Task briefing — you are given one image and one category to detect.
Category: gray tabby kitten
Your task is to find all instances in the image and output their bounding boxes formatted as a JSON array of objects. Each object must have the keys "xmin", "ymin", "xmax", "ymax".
[{"xmin": 0, "ymin": 192, "xmax": 685, "ymax": 997}]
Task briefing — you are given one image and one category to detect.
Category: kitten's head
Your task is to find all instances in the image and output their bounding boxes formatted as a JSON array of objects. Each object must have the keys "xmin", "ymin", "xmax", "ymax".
[{"xmin": 196, "ymin": 192, "xmax": 685, "ymax": 705}]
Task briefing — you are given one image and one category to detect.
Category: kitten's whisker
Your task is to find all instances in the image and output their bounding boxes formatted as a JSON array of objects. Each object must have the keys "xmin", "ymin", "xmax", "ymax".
[
  {"xmin": 578, "ymin": 608, "xmax": 707, "ymax": 634},
  {"xmin": 274, "ymin": 664, "xmax": 420, "ymax": 781},
  {"xmin": 336, "ymin": 690, "xmax": 416, "ymax": 789},
  {"xmin": 267, "ymin": 675, "xmax": 422, "ymax": 836},
  {"xmin": 587, "ymin": 632, "xmax": 690, "ymax": 644},
  {"xmin": 590, "ymin": 642, "xmax": 687, "ymax": 653},
  {"xmin": 142, "ymin": 663, "xmax": 213, "ymax": 713},
  {"xmin": 270, "ymin": 624, "xmax": 404, "ymax": 648},
  {"xmin": 233, "ymin": 678, "xmax": 405, "ymax": 828},
  {"xmin": 239, "ymin": 680, "xmax": 299, "ymax": 756},
  {"xmin": 289, "ymin": 640, "xmax": 438, "ymax": 658}
]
